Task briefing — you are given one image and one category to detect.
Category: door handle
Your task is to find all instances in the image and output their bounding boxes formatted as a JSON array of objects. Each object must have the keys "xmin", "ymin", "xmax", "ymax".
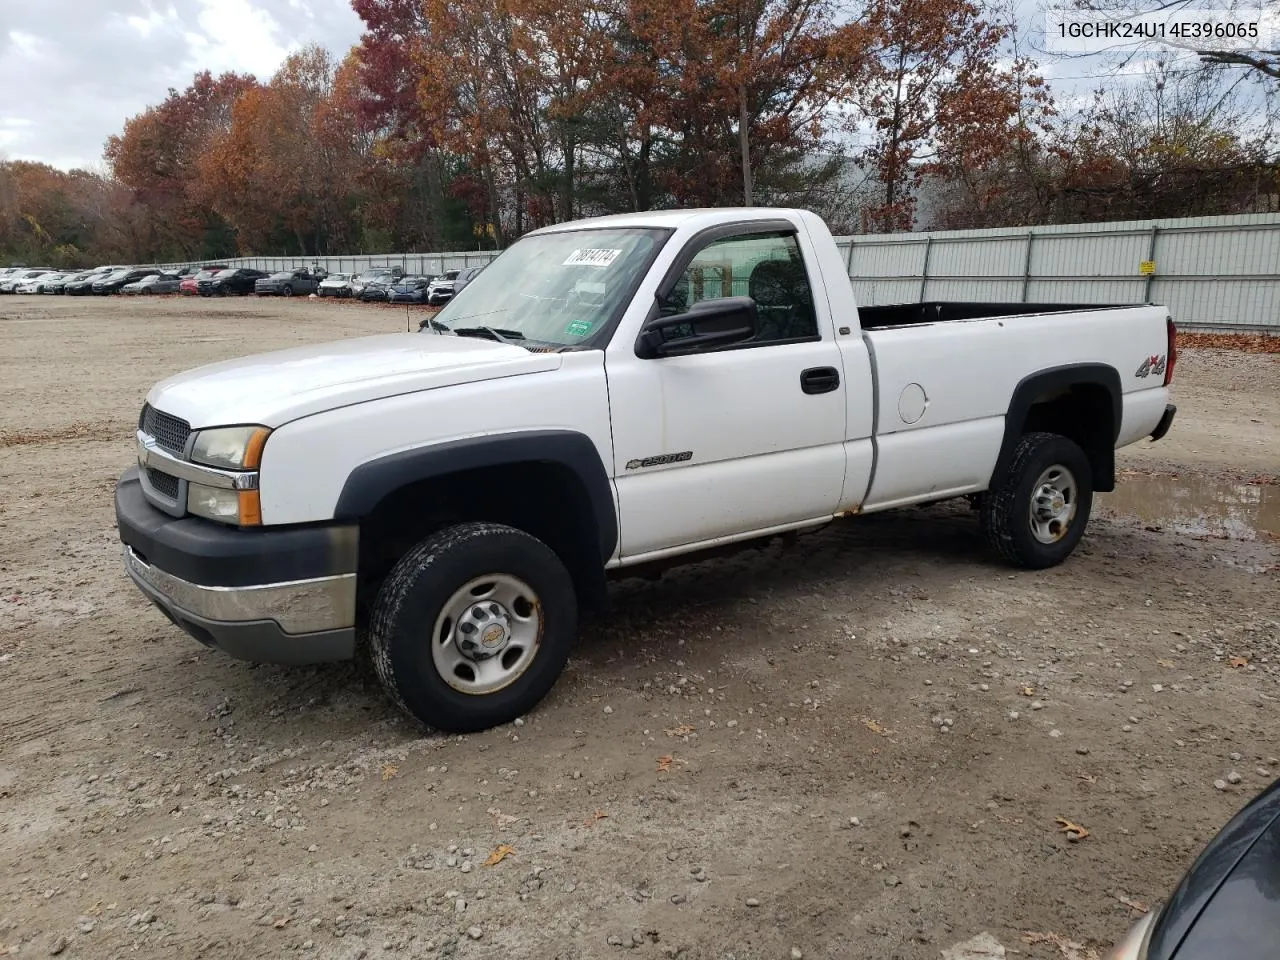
[{"xmin": 800, "ymin": 366, "xmax": 840, "ymax": 395}]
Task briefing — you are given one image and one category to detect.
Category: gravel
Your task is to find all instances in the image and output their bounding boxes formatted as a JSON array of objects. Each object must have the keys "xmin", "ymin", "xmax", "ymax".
[{"xmin": 1, "ymin": 306, "xmax": 1275, "ymax": 960}]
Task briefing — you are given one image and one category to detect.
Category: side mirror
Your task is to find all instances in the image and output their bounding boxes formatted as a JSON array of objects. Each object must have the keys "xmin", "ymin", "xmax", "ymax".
[{"xmin": 636, "ymin": 296, "xmax": 759, "ymax": 359}]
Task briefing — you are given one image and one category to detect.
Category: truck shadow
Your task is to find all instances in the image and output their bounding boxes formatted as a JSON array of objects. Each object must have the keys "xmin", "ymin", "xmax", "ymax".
[
  {"xmin": 595, "ymin": 498, "xmax": 986, "ymax": 630},
  {"xmin": 141, "ymin": 498, "xmax": 1063, "ymax": 739}
]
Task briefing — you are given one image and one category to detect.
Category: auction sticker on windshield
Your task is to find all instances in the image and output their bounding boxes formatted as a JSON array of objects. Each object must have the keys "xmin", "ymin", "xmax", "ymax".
[{"xmin": 563, "ymin": 248, "xmax": 622, "ymax": 268}]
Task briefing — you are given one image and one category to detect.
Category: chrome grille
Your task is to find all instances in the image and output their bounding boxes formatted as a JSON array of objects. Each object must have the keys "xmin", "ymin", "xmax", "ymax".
[
  {"xmin": 146, "ymin": 467, "xmax": 180, "ymax": 500},
  {"xmin": 140, "ymin": 404, "xmax": 191, "ymax": 455}
]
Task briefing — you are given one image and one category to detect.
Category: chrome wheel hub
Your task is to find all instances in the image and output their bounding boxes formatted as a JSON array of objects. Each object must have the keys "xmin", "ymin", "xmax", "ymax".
[
  {"xmin": 1029, "ymin": 465, "xmax": 1078, "ymax": 544},
  {"xmin": 457, "ymin": 601, "xmax": 512, "ymax": 660},
  {"xmin": 432, "ymin": 574, "xmax": 541, "ymax": 695}
]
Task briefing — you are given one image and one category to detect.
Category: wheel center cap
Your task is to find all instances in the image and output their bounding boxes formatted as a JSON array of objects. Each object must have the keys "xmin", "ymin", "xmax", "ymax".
[
  {"xmin": 480, "ymin": 623, "xmax": 507, "ymax": 649},
  {"xmin": 1050, "ymin": 492, "xmax": 1065, "ymax": 514}
]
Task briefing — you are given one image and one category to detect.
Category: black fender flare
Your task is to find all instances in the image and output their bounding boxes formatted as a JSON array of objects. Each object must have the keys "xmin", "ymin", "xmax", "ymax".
[
  {"xmin": 993, "ymin": 363, "xmax": 1122, "ymax": 492},
  {"xmin": 332, "ymin": 430, "xmax": 618, "ymax": 563}
]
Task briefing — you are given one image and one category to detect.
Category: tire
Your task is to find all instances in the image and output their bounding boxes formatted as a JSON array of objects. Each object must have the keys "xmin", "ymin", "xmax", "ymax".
[
  {"xmin": 283, "ymin": 285, "xmax": 293, "ymax": 297},
  {"xmin": 980, "ymin": 432, "xmax": 1094, "ymax": 569},
  {"xmin": 369, "ymin": 522, "xmax": 577, "ymax": 733}
]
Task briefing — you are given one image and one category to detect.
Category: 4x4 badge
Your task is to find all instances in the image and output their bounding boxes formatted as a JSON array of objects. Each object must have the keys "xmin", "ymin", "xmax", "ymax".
[{"xmin": 1135, "ymin": 355, "xmax": 1166, "ymax": 378}]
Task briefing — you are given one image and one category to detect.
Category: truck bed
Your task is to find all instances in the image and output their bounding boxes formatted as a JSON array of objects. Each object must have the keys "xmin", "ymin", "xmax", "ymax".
[{"xmin": 858, "ymin": 301, "xmax": 1142, "ymax": 330}]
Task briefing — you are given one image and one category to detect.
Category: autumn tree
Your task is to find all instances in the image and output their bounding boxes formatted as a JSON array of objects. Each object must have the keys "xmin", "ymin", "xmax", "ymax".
[
  {"xmin": 854, "ymin": 0, "xmax": 1022, "ymax": 231},
  {"xmin": 0, "ymin": 161, "xmax": 130, "ymax": 266},
  {"xmin": 105, "ymin": 71, "xmax": 257, "ymax": 261},
  {"xmin": 697, "ymin": 0, "xmax": 871, "ymax": 205},
  {"xmin": 926, "ymin": 9, "xmax": 1060, "ymax": 229},
  {"xmin": 196, "ymin": 46, "xmax": 376, "ymax": 254}
]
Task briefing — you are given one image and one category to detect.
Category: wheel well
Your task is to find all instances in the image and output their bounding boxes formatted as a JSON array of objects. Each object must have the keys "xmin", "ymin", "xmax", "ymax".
[
  {"xmin": 355, "ymin": 462, "xmax": 609, "ymax": 619},
  {"xmin": 1018, "ymin": 383, "xmax": 1116, "ymax": 492}
]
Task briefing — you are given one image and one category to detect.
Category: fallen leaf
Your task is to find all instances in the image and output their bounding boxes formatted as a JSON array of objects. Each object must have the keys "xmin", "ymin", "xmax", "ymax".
[
  {"xmin": 1116, "ymin": 894, "xmax": 1148, "ymax": 914},
  {"xmin": 1055, "ymin": 817, "xmax": 1090, "ymax": 841},
  {"xmin": 381, "ymin": 764, "xmax": 398, "ymax": 782},
  {"xmin": 1020, "ymin": 686, "xmax": 1035, "ymax": 696},
  {"xmin": 483, "ymin": 844, "xmax": 516, "ymax": 866},
  {"xmin": 1156, "ymin": 659, "xmax": 1174, "ymax": 668},
  {"xmin": 862, "ymin": 717, "xmax": 893, "ymax": 735},
  {"xmin": 1078, "ymin": 774, "xmax": 1097, "ymax": 784},
  {"xmin": 1230, "ymin": 656, "xmax": 1249, "ymax": 668},
  {"xmin": 88, "ymin": 902, "xmax": 103, "ymax": 917},
  {"xmin": 487, "ymin": 806, "xmax": 520, "ymax": 829},
  {"xmin": 273, "ymin": 918, "xmax": 290, "ymax": 929},
  {"xmin": 657, "ymin": 755, "xmax": 674, "ymax": 773},
  {"xmin": 665, "ymin": 724, "xmax": 695, "ymax": 737},
  {"xmin": 941, "ymin": 932, "xmax": 1008, "ymax": 960},
  {"xmin": 584, "ymin": 809, "xmax": 608, "ymax": 826},
  {"xmin": 1023, "ymin": 930, "xmax": 1100, "ymax": 960}
]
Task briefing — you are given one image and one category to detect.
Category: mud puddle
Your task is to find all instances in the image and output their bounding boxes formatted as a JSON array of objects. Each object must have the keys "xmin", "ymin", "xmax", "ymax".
[{"xmin": 1099, "ymin": 474, "xmax": 1279, "ymax": 541}]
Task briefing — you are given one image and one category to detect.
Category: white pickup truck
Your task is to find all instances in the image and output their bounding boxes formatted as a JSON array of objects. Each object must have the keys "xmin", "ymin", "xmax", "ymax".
[{"xmin": 115, "ymin": 207, "xmax": 1178, "ymax": 732}]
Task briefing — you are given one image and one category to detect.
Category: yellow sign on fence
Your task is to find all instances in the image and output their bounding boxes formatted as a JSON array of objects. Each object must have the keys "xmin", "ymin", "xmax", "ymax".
[{"xmin": 1139, "ymin": 260, "xmax": 1156, "ymax": 275}]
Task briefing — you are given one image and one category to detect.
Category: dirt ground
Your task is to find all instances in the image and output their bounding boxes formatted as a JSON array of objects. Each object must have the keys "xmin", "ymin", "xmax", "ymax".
[{"xmin": 0, "ymin": 295, "xmax": 1276, "ymax": 960}]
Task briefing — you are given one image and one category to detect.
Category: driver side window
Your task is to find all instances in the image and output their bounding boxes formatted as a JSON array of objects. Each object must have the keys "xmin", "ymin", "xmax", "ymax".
[{"xmin": 657, "ymin": 231, "xmax": 818, "ymax": 345}]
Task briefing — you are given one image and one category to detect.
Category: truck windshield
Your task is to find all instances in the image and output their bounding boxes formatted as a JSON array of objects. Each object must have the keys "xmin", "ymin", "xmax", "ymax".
[{"xmin": 430, "ymin": 227, "xmax": 669, "ymax": 348}]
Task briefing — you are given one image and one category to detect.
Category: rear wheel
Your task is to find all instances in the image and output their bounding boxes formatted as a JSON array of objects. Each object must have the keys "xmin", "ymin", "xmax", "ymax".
[
  {"xmin": 980, "ymin": 432, "xmax": 1094, "ymax": 569},
  {"xmin": 368, "ymin": 522, "xmax": 577, "ymax": 733}
]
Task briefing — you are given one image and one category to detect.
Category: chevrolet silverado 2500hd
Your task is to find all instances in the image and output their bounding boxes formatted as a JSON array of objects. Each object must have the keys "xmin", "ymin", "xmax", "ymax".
[{"xmin": 115, "ymin": 207, "xmax": 1178, "ymax": 732}]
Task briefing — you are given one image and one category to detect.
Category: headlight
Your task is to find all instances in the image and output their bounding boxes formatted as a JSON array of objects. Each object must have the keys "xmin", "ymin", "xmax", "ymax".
[
  {"xmin": 187, "ymin": 483, "xmax": 263, "ymax": 526},
  {"xmin": 188, "ymin": 483, "xmax": 239, "ymax": 521},
  {"xmin": 190, "ymin": 426, "xmax": 270, "ymax": 470}
]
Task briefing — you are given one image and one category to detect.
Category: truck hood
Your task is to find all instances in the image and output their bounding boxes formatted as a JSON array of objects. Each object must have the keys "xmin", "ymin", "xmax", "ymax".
[{"xmin": 145, "ymin": 332, "xmax": 562, "ymax": 429}]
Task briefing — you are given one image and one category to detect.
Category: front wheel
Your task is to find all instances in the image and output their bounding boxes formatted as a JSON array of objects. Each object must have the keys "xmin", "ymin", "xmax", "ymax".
[
  {"xmin": 980, "ymin": 432, "xmax": 1094, "ymax": 569},
  {"xmin": 283, "ymin": 285, "xmax": 293, "ymax": 297},
  {"xmin": 368, "ymin": 522, "xmax": 577, "ymax": 732}
]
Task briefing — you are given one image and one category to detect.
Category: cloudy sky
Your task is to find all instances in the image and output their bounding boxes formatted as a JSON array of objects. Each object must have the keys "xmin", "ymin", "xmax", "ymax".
[
  {"xmin": 0, "ymin": 0, "xmax": 365, "ymax": 171},
  {"xmin": 2, "ymin": 0, "xmax": 1272, "ymax": 172}
]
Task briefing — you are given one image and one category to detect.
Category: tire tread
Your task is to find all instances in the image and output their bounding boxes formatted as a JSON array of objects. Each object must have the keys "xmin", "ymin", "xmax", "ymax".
[
  {"xmin": 981, "ymin": 431, "xmax": 1092, "ymax": 569},
  {"xmin": 367, "ymin": 521, "xmax": 573, "ymax": 731}
]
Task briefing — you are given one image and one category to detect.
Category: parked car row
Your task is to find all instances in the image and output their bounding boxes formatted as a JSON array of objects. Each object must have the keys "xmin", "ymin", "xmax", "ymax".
[
  {"xmin": 0, "ymin": 261, "xmax": 489, "ymax": 304},
  {"xmin": 318, "ymin": 264, "xmax": 487, "ymax": 305},
  {"xmin": 0, "ymin": 264, "xmax": 200, "ymax": 295}
]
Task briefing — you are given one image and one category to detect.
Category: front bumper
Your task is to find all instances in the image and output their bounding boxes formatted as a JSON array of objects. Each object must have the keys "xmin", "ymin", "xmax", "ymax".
[{"xmin": 115, "ymin": 467, "xmax": 359, "ymax": 664}]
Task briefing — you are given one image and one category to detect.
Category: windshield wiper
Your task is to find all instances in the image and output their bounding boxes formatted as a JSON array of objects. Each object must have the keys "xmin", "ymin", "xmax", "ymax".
[{"xmin": 451, "ymin": 326, "xmax": 526, "ymax": 345}]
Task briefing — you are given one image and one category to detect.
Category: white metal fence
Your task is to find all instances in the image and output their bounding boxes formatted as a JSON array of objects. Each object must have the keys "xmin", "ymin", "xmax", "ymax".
[
  {"xmin": 156, "ymin": 250, "xmax": 501, "ymax": 277},
  {"xmin": 156, "ymin": 211, "xmax": 1280, "ymax": 331},
  {"xmin": 832, "ymin": 212, "xmax": 1280, "ymax": 332}
]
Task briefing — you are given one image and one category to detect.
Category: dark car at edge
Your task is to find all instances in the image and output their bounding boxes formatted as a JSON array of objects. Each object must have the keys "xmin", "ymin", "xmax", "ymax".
[{"xmin": 1108, "ymin": 776, "xmax": 1280, "ymax": 960}]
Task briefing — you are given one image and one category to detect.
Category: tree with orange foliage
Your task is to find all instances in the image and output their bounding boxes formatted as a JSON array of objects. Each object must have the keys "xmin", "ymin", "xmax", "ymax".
[
  {"xmin": 105, "ymin": 71, "xmax": 257, "ymax": 260},
  {"xmin": 855, "ymin": 0, "xmax": 1021, "ymax": 232},
  {"xmin": 0, "ymin": 160, "xmax": 131, "ymax": 266},
  {"xmin": 196, "ymin": 46, "xmax": 374, "ymax": 255}
]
